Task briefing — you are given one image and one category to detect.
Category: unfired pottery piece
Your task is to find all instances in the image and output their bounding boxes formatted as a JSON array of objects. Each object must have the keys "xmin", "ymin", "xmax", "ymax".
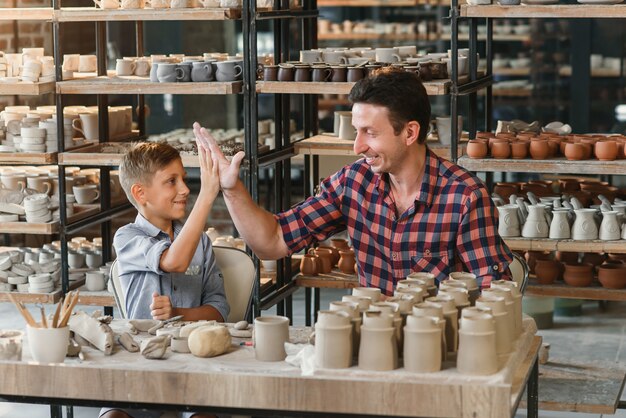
[
  {"xmin": 140, "ymin": 335, "xmax": 169, "ymax": 359},
  {"xmin": 188, "ymin": 325, "xmax": 232, "ymax": 358},
  {"xmin": 117, "ymin": 332, "xmax": 140, "ymax": 352},
  {"xmin": 171, "ymin": 337, "xmax": 191, "ymax": 353},
  {"xmin": 234, "ymin": 320, "xmax": 249, "ymax": 330},
  {"xmin": 179, "ymin": 320, "xmax": 216, "ymax": 339},
  {"xmin": 128, "ymin": 319, "xmax": 159, "ymax": 334},
  {"xmin": 69, "ymin": 311, "xmax": 114, "ymax": 355}
]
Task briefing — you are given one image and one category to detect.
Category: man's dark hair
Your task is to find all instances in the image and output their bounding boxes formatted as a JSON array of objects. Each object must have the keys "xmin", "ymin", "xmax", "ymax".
[{"xmin": 348, "ymin": 67, "xmax": 431, "ymax": 144}]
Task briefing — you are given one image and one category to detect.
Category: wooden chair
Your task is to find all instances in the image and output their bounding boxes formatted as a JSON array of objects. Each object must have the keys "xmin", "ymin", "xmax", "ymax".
[{"xmin": 109, "ymin": 246, "xmax": 256, "ymax": 322}]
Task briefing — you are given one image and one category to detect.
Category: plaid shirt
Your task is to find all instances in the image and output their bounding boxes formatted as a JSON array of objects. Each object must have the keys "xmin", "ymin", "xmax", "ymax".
[{"xmin": 276, "ymin": 148, "xmax": 513, "ymax": 295}]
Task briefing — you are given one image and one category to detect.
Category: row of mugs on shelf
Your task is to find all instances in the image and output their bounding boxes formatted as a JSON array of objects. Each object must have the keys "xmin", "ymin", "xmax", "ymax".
[
  {"xmin": 318, "ymin": 19, "xmax": 436, "ymax": 36},
  {"xmin": 149, "ymin": 59, "xmax": 243, "ymax": 83},
  {"xmin": 92, "ymin": 0, "xmax": 296, "ymax": 9},
  {"xmin": 0, "ymin": 50, "xmax": 54, "ymax": 83},
  {"xmin": 466, "ymin": 132, "xmax": 626, "ymax": 161}
]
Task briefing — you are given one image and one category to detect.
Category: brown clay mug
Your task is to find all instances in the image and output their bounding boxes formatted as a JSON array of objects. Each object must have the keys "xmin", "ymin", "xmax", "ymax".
[
  {"xmin": 330, "ymin": 66, "xmax": 347, "ymax": 83},
  {"xmin": 277, "ymin": 64, "xmax": 295, "ymax": 82},
  {"xmin": 294, "ymin": 65, "xmax": 311, "ymax": 82},
  {"xmin": 311, "ymin": 66, "xmax": 331, "ymax": 82},
  {"xmin": 263, "ymin": 65, "xmax": 278, "ymax": 81},
  {"xmin": 347, "ymin": 67, "xmax": 364, "ymax": 82},
  {"xmin": 418, "ymin": 62, "xmax": 433, "ymax": 81}
]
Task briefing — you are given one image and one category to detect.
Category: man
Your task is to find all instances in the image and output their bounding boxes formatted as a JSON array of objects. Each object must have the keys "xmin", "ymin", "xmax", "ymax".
[{"xmin": 194, "ymin": 67, "xmax": 512, "ymax": 295}]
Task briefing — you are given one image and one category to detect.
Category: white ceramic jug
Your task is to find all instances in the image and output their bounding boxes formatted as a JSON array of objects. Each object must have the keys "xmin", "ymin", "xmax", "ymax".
[
  {"xmin": 549, "ymin": 209, "xmax": 571, "ymax": 239},
  {"xmin": 572, "ymin": 208, "xmax": 599, "ymax": 240},
  {"xmin": 497, "ymin": 204, "xmax": 521, "ymax": 237},
  {"xmin": 599, "ymin": 211, "xmax": 621, "ymax": 241},
  {"xmin": 521, "ymin": 204, "xmax": 549, "ymax": 238}
]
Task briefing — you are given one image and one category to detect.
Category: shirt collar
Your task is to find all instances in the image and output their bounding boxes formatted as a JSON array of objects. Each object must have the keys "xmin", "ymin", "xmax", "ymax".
[
  {"xmin": 134, "ymin": 214, "xmax": 183, "ymax": 238},
  {"xmin": 374, "ymin": 147, "xmax": 438, "ymax": 207}
]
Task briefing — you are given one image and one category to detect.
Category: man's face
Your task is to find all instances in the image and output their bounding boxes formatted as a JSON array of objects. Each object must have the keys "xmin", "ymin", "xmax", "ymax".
[
  {"xmin": 138, "ymin": 159, "xmax": 190, "ymax": 222},
  {"xmin": 352, "ymin": 103, "xmax": 408, "ymax": 174}
]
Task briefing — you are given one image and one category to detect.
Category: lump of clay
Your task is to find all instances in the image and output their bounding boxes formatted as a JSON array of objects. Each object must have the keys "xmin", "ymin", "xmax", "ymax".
[
  {"xmin": 179, "ymin": 320, "xmax": 215, "ymax": 339},
  {"xmin": 234, "ymin": 320, "xmax": 249, "ymax": 330},
  {"xmin": 188, "ymin": 325, "xmax": 231, "ymax": 358},
  {"xmin": 117, "ymin": 332, "xmax": 140, "ymax": 353},
  {"xmin": 67, "ymin": 339, "xmax": 81, "ymax": 357},
  {"xmin": 129, "ymin": 319, "xmax": 159, "ymax": 333},
  {"xmin": 69, "ymin": 311, "xmax": 115, "ymax": 355},
  {"xmin": 140, "ymin": 335, "xmax": 169, "ymax": 359}
]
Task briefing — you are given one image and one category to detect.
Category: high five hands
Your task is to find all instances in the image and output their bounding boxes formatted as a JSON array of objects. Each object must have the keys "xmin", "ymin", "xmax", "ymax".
[{"xmin": 192, "ymin": 122, "xmax": 246, "ymax": 191}]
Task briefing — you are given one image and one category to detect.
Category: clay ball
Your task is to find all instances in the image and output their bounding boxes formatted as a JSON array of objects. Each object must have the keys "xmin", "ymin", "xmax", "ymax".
[
  {"xmin": 188, "ymin": 325, "xmax": 232, "ymax": 358},
  {"xmin": 234, "ymin": 320, "xmax": 249, "ymax": 330}
]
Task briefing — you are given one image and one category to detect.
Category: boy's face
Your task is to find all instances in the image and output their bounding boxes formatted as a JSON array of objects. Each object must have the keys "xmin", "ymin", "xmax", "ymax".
[{"xmin": 135, "ymin": 158, "xmax": 190, "ymax": 223}]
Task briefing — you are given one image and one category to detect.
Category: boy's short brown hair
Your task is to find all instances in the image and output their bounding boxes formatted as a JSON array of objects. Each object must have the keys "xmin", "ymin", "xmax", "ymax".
[{"xmin": 119, "ymin": 142, "xmax": 181, "ymax": 207}]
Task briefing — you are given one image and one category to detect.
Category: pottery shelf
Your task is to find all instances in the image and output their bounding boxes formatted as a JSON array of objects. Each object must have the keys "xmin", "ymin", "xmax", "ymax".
[
  {"xmin": 318, "ymin": 0, "xmax": 449, "ymax": 6},
  {"xmin": 457, "ymin": 156, "xmax": 626, "ymax": 175},
  {"xmin": 503, "ymin": 237, "xmax": 626, "ymax": 254},
  {"xmin": 74, "ymin": 287, "xmax": 116, "ymax": 307},
  {"xmin": 318, "ymin": 33, "xmax": 440, "ymax": 41},
  {"xmin": 0, "ymin": 151, "xmax": 57, "ymax": 165},
  {"xmin": 0, "ymin": 221, "xmax": 59, "ymax": 235},
  {"xmin": 558, "ymin": 66, "xmax": 622, "ymax": 78},
  {"xmin": 56, "ymin": 77, "xmax": 243, "ymax": 95},
  {"xmin": 493, "ymin": 68, "xmax": 531, "ymax": 76},
  {"xmin": 0, "ymin": 81, "xmax": 55, "ymax": 95},
  {"xmin": 295, "ymin": 134, "xmax": 465, "ymax": 160},
  {"xmin": 0, "ymin": 289, "xmax": 61, "ymax": 304},
  {"xmin": 257, "ymin": 79, "xmax": 458, "ymax": 96},
  {"xmin": 0, "ymin": 7, "xmax": 53, "ymax": 21},
  {"xmin": 318, "ymin": 97, "xmax": 351, "ymax": 109},
  {"xmin": 441, "ymin": 33, "xmax": 531, "ymax": 42},
  {"xmin": 525, "ymin": 281, "xmax": 626, "ymax": 301},
  {"xmin": 55, "ymin": 7, "xmax": 241, "ymax": 21},
  {"xmin": 461, "ymin": 4, "xmax": 626, "ymax": 18}
]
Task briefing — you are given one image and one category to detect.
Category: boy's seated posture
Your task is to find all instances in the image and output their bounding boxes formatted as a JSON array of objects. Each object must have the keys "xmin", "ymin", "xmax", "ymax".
[{"xmin": 100, "ymin": 142, "xmax": 228, "ymax": 418}]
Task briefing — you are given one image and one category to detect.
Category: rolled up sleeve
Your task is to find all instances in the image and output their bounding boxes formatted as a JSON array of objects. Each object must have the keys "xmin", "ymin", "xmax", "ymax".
[{"xmin": 114, "ymin": 226, "xmax": 171, "ymax": 276}]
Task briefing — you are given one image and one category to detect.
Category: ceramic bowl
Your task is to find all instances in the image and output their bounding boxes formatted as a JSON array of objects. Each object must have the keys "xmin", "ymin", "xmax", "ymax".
[
  {"xmin": 597, "ymin": 264, "xmax": 626, "ymax": 289},
  {"xmin": 563, "ymin": 263, "xmax": 594, "ymax": 287},
  {"xmin": 533, "ymin": 259, "xmax": 563, "ymax": 284}
]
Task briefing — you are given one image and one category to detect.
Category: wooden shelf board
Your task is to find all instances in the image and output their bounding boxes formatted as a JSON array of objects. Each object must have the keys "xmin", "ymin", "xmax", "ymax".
[
  {"xmin": 0, "ymin": 221, "xmax": 59, "ymax": 235},
  {"xmin": 0, "ymin": 81, "xmax": 55, "ymax": 95},
  {"xmin": 458, "ymin": 155, "xmax": 626, "ymax": 175},
  {"xmin": 491, "ymin": 88, "xmax": 532, "ymax": 97},
  {"xmin": 559, "ymin": 67, "xmax": 621, "ymax": 78},
  {"xmin": 441, "ymin": 33, "xmax": 531, "ymax": 42},
  {"xmin": 318, "ymin": 0, "xmax": 446, "ymax": 6},
  {"xmin": 503, "ymin": 237, "xmax": 626, "ymax": 254},
  {"xmin": 75, "ymin": 287, "xmax": 116, "ymax": 307},
  {"xmin": 258, "ymin": 79, "xmax": 451, "ymax": 95},
  {"xmin": 55, "ymin": 6, "xmax": 240, "ymax": 21},
  {"xmin": 0, "ymin": 7, "xmax": 53, "ymax": 20},
  {"xmin": 493, "ymin": 67, "xmax": 531, "ymax": 76},
  {"xmin": 56, "ymin": 77, "xmax": 242, "ymax": 95},
  {"xmin": 318, "ymin": 33, "xmax": 435, "ymax": 41},
  {"xmin": 525, "ymin": 282, "xmax": 626, "ymax": 301},
  {"xmin": 295, "ymin": 269, "xmax": 358, "ymax": 289},
  {"xmin": 0, "ymin": 289, "xmax": 61, "ymax": 304},
  {"xmin": 461, "ymin": 4, "xmax": 626, "ymax": 18},
  {"xmin": 0, "ymin": 151, "xmax": 57, "ymax": 164}
]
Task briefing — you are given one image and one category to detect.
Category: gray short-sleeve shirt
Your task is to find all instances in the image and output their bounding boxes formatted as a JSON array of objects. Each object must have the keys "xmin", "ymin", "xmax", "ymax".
[{"xmin": 113, "ymin": 214, "xmax": 229, "ymax": 321}]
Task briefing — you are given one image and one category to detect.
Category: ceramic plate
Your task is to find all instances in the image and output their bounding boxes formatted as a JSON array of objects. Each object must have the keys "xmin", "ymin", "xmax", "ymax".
[{"xmin": 577, "ymin": 0, "xmax": 623, "ymax": 4}]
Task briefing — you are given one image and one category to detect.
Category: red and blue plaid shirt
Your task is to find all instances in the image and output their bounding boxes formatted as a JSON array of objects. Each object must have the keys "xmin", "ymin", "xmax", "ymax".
[{"xmin": 276, "ymin": 148, "xmax": 513, "ymax": 295}]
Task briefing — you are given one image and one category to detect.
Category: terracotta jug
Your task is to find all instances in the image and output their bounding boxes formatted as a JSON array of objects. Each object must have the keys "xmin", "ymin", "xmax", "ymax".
[
  {"xmin": 312, "ymin": 248, "xmax": 333, "ymax": 273},
  {"xmin": 317, "ymin": 245, "xmax": 340, "ymax": 266},
  {"xmin": 338, "ymin": 250, "xmax": 356, "ymax": 274},
  {"xmin": 572, "ymin": 208, "xmax": 599, "ymax": 240},
  {"xmin": 599, "ymin": 211, "xmax": 621, "ymax": 241},
  {"xmin": 331, "ymin": 238, "xmax": 350, "ymax": 250},
  {"xmin": 300, "ymin": 253, "xmax": 319, "ymax": 276},
  {"xmin": 521, "ymin": 204, "xmax": 550, "ymax": 238}
]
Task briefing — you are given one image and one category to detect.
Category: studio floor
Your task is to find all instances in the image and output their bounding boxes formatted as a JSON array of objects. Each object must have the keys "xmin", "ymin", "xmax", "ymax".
[{"xmin": 0, "ymin": 289, "xmax": 625, "ymax": 418}]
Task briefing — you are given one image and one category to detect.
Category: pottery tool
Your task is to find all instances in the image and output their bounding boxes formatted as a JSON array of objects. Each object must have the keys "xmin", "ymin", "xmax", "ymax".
[
  {"xmin": 38, "ymin": 304, "xmax": 48, "ymax": 328},
  {"xmin": 7, "ymin": 294, "xmax": 38, "ymax": 328},
  {"xmin": 148, "ymin": 314, "xmax": 185, "ymax": 334},
  {"xmin": 51, "ymin": 300, "xmax": 62, "ymax": 328},
  {"xmin": 58, "ymin": 290, "xmax": 80, "ymax": 328}
]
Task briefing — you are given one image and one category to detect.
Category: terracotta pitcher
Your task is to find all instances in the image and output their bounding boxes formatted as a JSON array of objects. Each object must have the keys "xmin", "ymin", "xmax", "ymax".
[
  {"xmin": 300, "ymin": 253, "xmax": 319, "ymax": 276},
  {"xmin": 338, "ymin": 250, "xmax": 356, "ymax": 274}
]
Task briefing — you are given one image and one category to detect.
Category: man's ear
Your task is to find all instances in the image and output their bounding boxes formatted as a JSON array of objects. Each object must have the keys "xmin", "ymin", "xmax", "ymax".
[
  {"xmin": 405, "ymin": 121, "xmax": 421, "ymax": 146},
  {"xmin": 130, "ymin": 183, "xmax": 145, "ymax": 206}
]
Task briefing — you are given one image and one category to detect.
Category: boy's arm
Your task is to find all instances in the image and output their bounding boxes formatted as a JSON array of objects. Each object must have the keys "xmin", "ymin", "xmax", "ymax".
[{"xmin": 159, "ymin": 146, "xmax": 220, "ymax": 273}]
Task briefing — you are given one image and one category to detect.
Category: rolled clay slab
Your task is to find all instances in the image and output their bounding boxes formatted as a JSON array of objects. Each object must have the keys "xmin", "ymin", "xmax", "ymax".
[
  {"xmin": 188, "ymin": 325, "xmax": 231, "ymax": 358},
  {"xmin": 128, "ymin": 319, "xmax": 159, "ymax": 333},
  {"xmin": 140, "ymin": 335, "xmax": 169, "ymax": 359}
]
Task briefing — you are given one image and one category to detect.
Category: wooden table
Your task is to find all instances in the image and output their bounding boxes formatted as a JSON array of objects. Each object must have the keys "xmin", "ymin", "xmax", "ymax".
[{"xmin": 0, "ymin": 321, "xmax": 541, "ymax": 418}]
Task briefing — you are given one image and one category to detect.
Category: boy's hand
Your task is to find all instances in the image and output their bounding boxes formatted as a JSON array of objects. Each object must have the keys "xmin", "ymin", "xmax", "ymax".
[
  {"xmin": 198, "ymin": 144, "xmax": 219, "ymax": 200},
  {"xmin": 193, "ymin": 122, "xmax": 245, "ymax": 191},
  {"xmin": 150, "ymin": 291, "xmax": 173, "ymax": 320}
]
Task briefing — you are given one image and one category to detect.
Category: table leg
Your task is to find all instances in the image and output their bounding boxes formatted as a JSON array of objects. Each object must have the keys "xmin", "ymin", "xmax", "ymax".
[
  {"xmin": 527, "ymin": 356, "xmax": 539, "ymax": 418},
  {"xmin": 66, "ymin": 405, "xmax": 74, "ymax": 418},
  {"xmin": 49, "ymin": 405, "xmax": 62, "ymax": 418},
  {"xmin": 314, "ymin": 288, "xmax": 321, "ymax": 323},
  {"xmin": 305, "ymin": 287, "xmax": 312, "ymax": 326}
]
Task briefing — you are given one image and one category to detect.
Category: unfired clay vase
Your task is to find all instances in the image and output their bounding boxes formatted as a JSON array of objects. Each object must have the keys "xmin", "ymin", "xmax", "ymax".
[
  {"xmin": 491, "ymin": 280, "xmax": 523, "ymax": 337},
  {"xmin": 438, "ymin": 287, "xmax": 470, "ymax": 317},
  {"xmin": 426, "ymin": 295, "xmax": 458, "ymax": 354},
  {"xmin": 457, "ymin": 327, "xmax": 498, "ymax": 375},
  {"xmin": 412, "ymin": 301, "xmax": 447, "ymax": 360},
  {"xmin": 475, "ymin": 295, "xmax": 513, "ymax": 354},
  {"xmin": 497, "ymin": 205, "xmax": 521, "ymax": 238},
  {"xmin": 342, "ymin": 295, "xmax": 371, "ymax": 312},
  {"xmin": 394, "ymin": 285, "xmax": 426, "ymax": 303},
  {"xmin": 352, "ymin": 287, "xmax": 381, "ymax": 303},
  {"xmin": 370, "ymin": 302, "xmax": 403, "ymax": 352},
  {"xmin": 522, "ymin": 204, "xmax": 550, "ymax": 238},
  {"xmin": 482, "ymin": 287, "xmax": 519, "ymax": 339},
  {"xmin": 329, "ymin": 301, "xmax": 362, "ymax": 355},
  {"xmin": 599, "ymin": 211, "xmax": 621, "ymax": 241},
  {"xmin": 406, "ymin": 272, "xmax": 438, "ymax": 296},
  {"xmin": 358, "ymin": 311, "xmax": 397, "ymax": 371},
  {"xmin": 403, "ymin": 316, "xmax": 442, "ymax": 373},
  {"xmin": 549, "ymin": 210, "xmax": 571, "ymax": 239},
  {"xmin": 447, "ymin": 272, "xmax": 479, "ymax": 305},
  {"xmin": 572, "ymin": 208, "xmax": 599, "ymax": 240},
  {"xmin": 254, "ymin": 316, "xmax": 290, "ymax": 361},
  {"xmin": 314, "ymin": 311, "xmax": 353, "ymax": 369}
]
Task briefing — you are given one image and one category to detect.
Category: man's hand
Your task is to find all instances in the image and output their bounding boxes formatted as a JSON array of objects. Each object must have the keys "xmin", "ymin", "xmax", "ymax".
[
  {"xmin": 150, "ymin": 291, "xmax": 173, "ymax": 320},
  {"xmin": 198, "ymin": 144, "xmax": 220, "ymax": 200},
  {"xmin": 193, "ymin": 122, "xmax": 245, "ymax": 191}
]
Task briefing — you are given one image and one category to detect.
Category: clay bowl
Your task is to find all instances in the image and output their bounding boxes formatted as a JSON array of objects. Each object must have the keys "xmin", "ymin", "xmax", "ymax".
[
  {"xmin": 490, "ymin": 141, "xmax": 511, "ymax": 159},
  {"xmin": 580, "ymin": 142, "xmax": 593, "ymax": 159},
  {"xmin": 547, "ymin": 140, "xmax": 560, "ymax": 158},
  {"xmin": 510, "ymin": 141, "xmax": 529, "ymax": 159},
  {"xmin": 597, "ymin": 264, "xmax": 626, "ymax": 289},
  {"xmin": 563, "ymin": 263, "xmax": 594, "ymax": 287},
  {"xmin": 534, "ymin": 259, "xmax": 563, "ymax": 284},
  {"xmin": 466, "ymin": 140, "xmax": 488, "ymax": 159},
  {"xmin": 529, "ymin": 140, "xmax": 550, "ymax": 160},
  {"xmin": 555, "ymin": 251, "xmax": 579, "ymax": 264},
  {"xmin": 564, "ymin": 143, "xmax": 585, "ymax": 161},
  {"xmin": 595, "ymin": 140, "xmax": 618, "ymax": 161}
]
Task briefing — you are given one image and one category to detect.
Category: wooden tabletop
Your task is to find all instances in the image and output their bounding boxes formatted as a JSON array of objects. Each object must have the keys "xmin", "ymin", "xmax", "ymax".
[{"xmin": 0, "ymin": 320, "xmax": 540, "ymax": 417}]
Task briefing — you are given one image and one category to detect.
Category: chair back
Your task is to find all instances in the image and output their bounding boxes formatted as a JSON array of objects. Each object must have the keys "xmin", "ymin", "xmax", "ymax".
[
  {"xmin": 213, "ymin": 246, "xmax": 256, "ymax": 322},
  {"xmin": 509, "ymin": 252, "xmax": 529, "ymax": 294},
  {"xmin": 109, "ymin": 260, "xmax": 128, "ymax": 319}
]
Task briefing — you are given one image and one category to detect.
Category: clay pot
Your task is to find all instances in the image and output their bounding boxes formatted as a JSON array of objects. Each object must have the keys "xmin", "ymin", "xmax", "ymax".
[
  {"xmin": 521, "ymin": 182, "xmax": 552, "ymax": 197},
  {"xmin": 555, "ymin": 251, "xmax": 579, "ymax": 264},
  {"xmin": 562, "ymin": 263, "xmax": 594, "ymax": 287},
  {"xmin": 529, "ymin": 140, "xmax": 550, "ymax": 160},
  {"xmin": 597, "ymin": 264, "xmax": 626, "ymax": 289},
  {"xmin": 338, "ymin": 250, "xmax": 356, "ymax": 274},
  {"xmin": 525, "ymin": 251, "xmax": 551, "ymax": 274},
  {"xmin": 300, "ymin": 253, "xmax": 319, "ymax": 276},
  {"xmin": 558, "ymin": 178, "xmax": 580, "ymax": 192},
  {"xmin": 317, "ymin": 245, "xmax": 340, "ymax": 267},
  {"xmin": 534, "ymin": 259, "xmax": 563, "ymax": 285},
  {"xmin": 493, "ymin": 182, "xmax": 519, "ymax": 201},
  {"xmin": 490, "ymin": 141, "xmax": 511, "ymax": 159},
  {"xmin": 510, "ymin": 141, "xmax": 529, "ymax": 159},
  {"xmin": 313, "ymin": 248, "xmax": 333, "ymax": 274},
  {"xmin": 581, "ymin": 252, "xmax": 605, "ymax": 269},
  {"xmin": 547, "ymin": 140, "xmax": 560, "ymax": 158},
  {"xmin": 580, "ymin": 142, "xmax": 593, "ymax": 159},
  {"xmin": 595, "ymin": 140, "xmax": 618, "ymax": 161},
  {"xmin": 466, "ymin": 140, "xmax": 488, "ymax": 159}
]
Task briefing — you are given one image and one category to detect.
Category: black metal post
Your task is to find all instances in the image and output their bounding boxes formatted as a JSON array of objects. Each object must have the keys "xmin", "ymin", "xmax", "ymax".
[
  {"xmin": 527, "ymin": 357, "xmax": 539, "ymax": 418},
  {"xmin": 570, "ymin": 19, "xmax": 591, "ymax": 133}
]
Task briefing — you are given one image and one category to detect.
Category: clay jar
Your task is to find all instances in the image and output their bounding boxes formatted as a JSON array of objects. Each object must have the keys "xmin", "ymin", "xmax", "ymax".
[
  {"xmin": 475, "ymin": 295, "xmax": 513, "ymax": 355},
  {"xmin": 595, "ymin": 140, "xmax": 618, "ymax": 161},
  {"xmin": 358, "ymin": 311, "xmax": 397, "ymax": 371},
  {"xmin": 277, "ymin": 64, "xmax": 295, "ymax": 82},
  {"xmin": 533, "ymin": 259, "xmax": 563, "ymax": 284},
  {"xmin": 346, "ymin": 67, "xmax": 364, "ymax": 82},
  {"xmin": 317, "ymin": 245, "xmax": 340, "ymax": 267},
  {"xmin": 300, "ymin": 252, "xmax": 319, "ymax": 276},
  {"xmin": 466, "ymin": 140, "xmax": 488, "ymax": 159},
  {"xmin": 490, "ymin": 140, "xmax": 511, "ymax": 159},
  {"xmin": 352, "ymin": 286, "xmax": 381, "ymax": 303},
  {"xmin": 338, "ymin": 250, "xmax": 356, "ymax": 274},
  {"xmin": 510, "ymin": 140, "xmax": 529, "ymax": 159},
  {"xmin": 262, "ymin": 65, "xmax": 278, "ymax": 81},
  {"xmin": 529, "ymin": 139, "xmax": 550, "ymax": 160},
  {"xmin": 314, "ymin": 311, "xmax": 353, "ymax": 369},
  {"xmin": 493, "ymin": 182, "xmax": 519, "ymax": 202},
  {"xmin": 521, "ymin": 204, "xmax": 550, "ymax": 238},
  {"xmin": 597, "ymin": 264, "xmax": 626, "ymax": 289},
  {"xmin": 403, "ymin": 315, "xmax": 442, "ymax": 373},
  {"xmin": 456, "ymin": 311, "xmax": 498, "ymax": 375},
  {"xmin": 563, "ymin": 262, "xmax": 594, "ymax": 287},
  {"xmin": 253, "ymin": 316, "xmax": 290, "ymax": 361},
  {"xmin": 311, "ymin": 248, "xmax": 332, "ymax": 274},
  {"xmin": 572, "ymin": 208, "xmax": 599, "ymax": 240}
]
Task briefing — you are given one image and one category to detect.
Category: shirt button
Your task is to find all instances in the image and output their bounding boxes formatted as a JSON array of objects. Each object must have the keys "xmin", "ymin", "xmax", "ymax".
[
  {"xmin": 424, "ymin": 249, "xmax": 431, "ymax": 256},
  {"xmin": 392, "ymin": 252, "xmax": 397, "ymax": 260},
  {"xmin": 493, "ymin": 265, "xmax": 499, "ymax": 271}
]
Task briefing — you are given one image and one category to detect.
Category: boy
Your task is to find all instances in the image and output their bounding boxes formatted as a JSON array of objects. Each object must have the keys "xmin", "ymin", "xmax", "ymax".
[{"xmin": 100, "ymin": 142, "xmax": 227, "ymax": 418}]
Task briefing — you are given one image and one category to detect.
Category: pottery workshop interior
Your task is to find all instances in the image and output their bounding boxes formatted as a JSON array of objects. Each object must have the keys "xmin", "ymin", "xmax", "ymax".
[{"xmin": 1, "ymin": 0, "xmax": 626, "ymax": 417}]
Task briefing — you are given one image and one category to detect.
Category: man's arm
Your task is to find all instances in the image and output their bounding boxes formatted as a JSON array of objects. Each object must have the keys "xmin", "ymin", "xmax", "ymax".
[{"xmin": 193, "ymin": 122, "xmax": 290, "ymax": 260}]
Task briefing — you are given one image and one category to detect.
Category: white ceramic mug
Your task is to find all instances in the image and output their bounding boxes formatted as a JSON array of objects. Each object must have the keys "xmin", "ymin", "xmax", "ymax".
[
  {"xmin": 73, "ymin": 184, "xmax": 100, "ymax": 204},
  {"xmin": 62, "ymin": 54, "xmax": 80, "ymax": 72},
  {"xmin": 73, "ymin": 113, "xmax": 99, "ymax": 141},
  {"xmin": 78, "ymin": 55, "xmax": 97, "ymax": 73},
  {"xmin": 134, "ymin": 59, "xmax": 151, "ymax": 76},
  {"xmin": 27, "ymin": 325, "xmax": 69, "ymax": 363},
  {"xmin": 115, "ymin": 59, "xmax": 136, "ymax": 76},
  {"xmin": 253, "ymin": 316, "xmax": 289, "ymax": 361}
]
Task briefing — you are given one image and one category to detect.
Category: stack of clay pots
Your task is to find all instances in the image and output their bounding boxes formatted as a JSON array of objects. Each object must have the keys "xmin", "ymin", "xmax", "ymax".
[
  {"xmin": 311, "ymin": 272, "xmax": 525, "ymax": 376},
  {"xmin": 529, "ymin": 250, "xmax": 626, "ymax": 289},
  {"xmin": 465, "ymin": 131, "xmax": 626, "ymax": 161},
  {"xmin": 300, "ymin": 238, "xmax": 356, "ymax": 276}
]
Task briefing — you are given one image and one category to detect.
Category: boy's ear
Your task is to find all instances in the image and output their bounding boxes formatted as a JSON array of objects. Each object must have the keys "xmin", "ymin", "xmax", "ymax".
[{"xmin": 130, "ymin": 183, "xmax": 145, "ymax": 205}]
